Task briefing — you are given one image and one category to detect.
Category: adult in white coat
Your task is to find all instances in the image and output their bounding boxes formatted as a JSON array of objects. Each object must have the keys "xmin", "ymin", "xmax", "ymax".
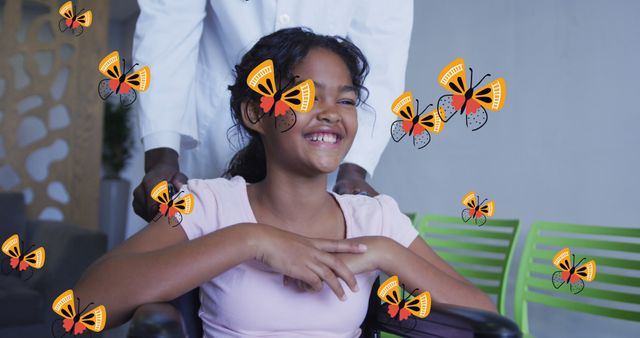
[{"xmin": 131, "ymin": 0, "xmax": 413, "ymax": 221}]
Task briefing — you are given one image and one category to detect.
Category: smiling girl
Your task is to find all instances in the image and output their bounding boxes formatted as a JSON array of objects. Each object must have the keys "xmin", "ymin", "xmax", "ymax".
[{"xmin": 75, "ymin": 28, "xmax": 494, "ymax": 337}]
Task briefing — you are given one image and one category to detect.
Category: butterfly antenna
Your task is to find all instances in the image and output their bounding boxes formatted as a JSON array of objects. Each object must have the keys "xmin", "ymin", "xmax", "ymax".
[
  {"xmin": 473, "ymin": 72, "xmax": 492, "ymax": 90},
  {"xmin": 576, "ymin": 257, "xmax": 586, "ymax": 267},
  {"xmin": 420, "ymin": 103, "xmax": 433, "ymax": 116},
  {"xmin": 125, "ymin": 62, "xmax": 139, "ymax": 76},
  {"xmin": 415, "ymin": 98, "xmax": 420, "ymax": 116},
  {"xmin": 79, "ymin": 301, "xmax": 95, "ymax": 314},
  {"xmin": 479, "ymin": 198, "xmax": 488, "ymax": 206},
  {"xmin": 171, "ymin": 191, "xmax": 184, "ymax": 200},
  {"xmin": 283, "ymin": 74, "xmax": 299, "ymax": 92},
  {"xmin": 408, "ymin": 288, "xmax": 420, "ymax": 298}
]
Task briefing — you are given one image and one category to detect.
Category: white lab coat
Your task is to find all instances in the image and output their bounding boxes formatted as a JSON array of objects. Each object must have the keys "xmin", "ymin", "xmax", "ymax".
[{"xmin": 133, "ymin": 0, "xmax": 413, "ymax": 179}]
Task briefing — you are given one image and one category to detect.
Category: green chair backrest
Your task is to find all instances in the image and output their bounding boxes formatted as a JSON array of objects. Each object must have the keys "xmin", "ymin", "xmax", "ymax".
[
  {"xmin": 514, "ymin": 221, "xmax": 640, "ymax": 337},
  {"xmin": 416, "ymin": 214, "xmax": 520, "ymax": 314}
]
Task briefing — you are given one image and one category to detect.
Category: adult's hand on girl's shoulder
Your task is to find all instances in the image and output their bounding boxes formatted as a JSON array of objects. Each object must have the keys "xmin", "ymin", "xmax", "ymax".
[
  {"xmin": 132, "ymin": 148, "xmax": 189, "ymax": 222},
  {"xmin": 333, "ymin": 163, "xmax": 378, "ymax": 196},
  {"xmin": 251, "ymin": 224, "xmax": 367, "ymax": 301}
]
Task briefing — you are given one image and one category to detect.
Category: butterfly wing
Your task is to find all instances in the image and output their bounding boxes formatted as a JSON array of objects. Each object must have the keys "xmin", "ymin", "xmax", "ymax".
[
  {"xmin": 438, "ymin": 58, "xmax": 468, "ymax": 95},
  {"xmin": 280, "ymin": 79, "xmax": 315, "ymax": 114},
  {"xmin": 474, "ymin": 214, "xmax": 487, "ymax": 226},
  {"xmin": 461, "ymin": 191, "xmax": 478, "ymax": 209},
  {"xmin": 119, "ymin": 89, "xmax": 137, "ymax": 107},
  {"xmin": 2, "ymin": 234, "xmax": 20, "ymax": 259},
  {"xmin": 125, "ymin": 66, "xmax": 151, "ymax": 92},
  {"xmin": 150, "ymin": 181, "xmax": 171, "ymax": 205},
  {"xmin": 99, "ymin": 51, "xmax": 122, "ymax": 80},
  {"xmin": 552, "ymin": 248, "xmax": 572, "ymax": 271},
  {"xmin": 569, "ymin": 279, "xmax": 585, "ymax": 294},
  {"xmin": 390, "ymin": 120, "xmax": 408, "ymax": 142},
  {"xmin": 172, "ymin": 193, "xmax": 194, "ymax": 215},
  {"xmin": 575, "ymin": 260, "xmax": 597, "ymax": 282},
  {"xmin": 58, "ymin": 1, "xmax": 74, "ymax": 19},
  {"xmin": 274, "ymin": 108, "xmax": 298, "ymax": 132},
  {"xmin": 247, "ymin": 59, "xmax": 277, "ymax": 98},
  {"xmin": 98, "ymin": 78, "xmax": 114, "ymax": 100},
  {"xmin": 391, "ymin": 92, "xmax": 416, "ymax": 121},
  {"xmin": 418, "ymin": 107, "xmax": 444, "ymax": 134},
  {"xmin": 552, "ymin": 270, "xmax": 566, "ymax": 289},
  {"xmin": 377, "ymin": 275, "xmax": 402, "ymax": 307},
  {"xmin": 22, "ymin": 247, "xmax": 45, "ymax": 269},
  {"xmin": 473, "ymin": 78, "xmax": 506, "ymax": 112},
  {"xmin": 79, "ymin": 305, "xmax": 107, "ymax": 333},
  {"xmin": 390, "ymin": 92, "xmax": 418, "ymax": 142},
  {"xmin": 75, "ymin": 10, "xmax": 92, "ymax": 27},
  {"xmin": 402, "ymin": 291, "xmax": 432, "ymax": 319},
  {"xmin": 436, "ymin": 94, "xmax": 458, "ymax": 122},
  {"xmin": 461, "ymin": 208, "xmax": 472, "ymax": 223},
  {"xmin": 478, "ymin": 200, "xmax": 496, "ymax": 217},
  {"xmin": 72, "ymin": 25, "xmax": 85, "ymax": 37},
  {"xmin": 465, "ymin": 105, "xmax": 489, "ymax": 131},
  {"xmin": 412, "ymin": 131, "xmax": 431, "ymax": 149},
  {"xmin": 52, "ymin": 290, "xmax": 76, "ymax": 321}
]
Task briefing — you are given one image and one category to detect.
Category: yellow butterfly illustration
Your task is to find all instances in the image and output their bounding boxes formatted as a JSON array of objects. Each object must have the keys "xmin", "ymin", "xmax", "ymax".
[
  {"xmin": 246, "ymin": 59, "xmax": 315, "ymax": 132},
  {"xmin": 1, "ymin": 233, "xmax": 45, "ymax": 280},
  {"xmin": 51, "ymin": 289, "xmax": 107, "ymax": 337},
  {"xmin": 437, "ymin": 58, "xmax": 506, "ymax": 131}
]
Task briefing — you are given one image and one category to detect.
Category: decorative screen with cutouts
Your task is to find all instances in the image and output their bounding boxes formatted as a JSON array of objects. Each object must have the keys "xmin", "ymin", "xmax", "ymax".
[{"xmin": 0, "ymin": 0, "xmax": 108, "ymax": 230}]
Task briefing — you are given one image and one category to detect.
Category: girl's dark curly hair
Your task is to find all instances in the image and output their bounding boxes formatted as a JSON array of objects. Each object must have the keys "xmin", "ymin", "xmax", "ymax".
[{"xmin": 224, "ymin": 27, "xmax": 370, "ymax": 183}]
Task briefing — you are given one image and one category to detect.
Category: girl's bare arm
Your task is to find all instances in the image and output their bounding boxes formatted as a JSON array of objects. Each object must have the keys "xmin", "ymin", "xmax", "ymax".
[
  {"xmin": 376, "ymin": 237, "xmax": 496, "ymax": 312},
  {"xmin": 74, "ymin": 219, "xmax": 258, "ymax": 328},
  {"xmin": 74, "ymin": 218, "xmax": 366, "ymax": 329},
  {"xmin": 332, "ymin": 236, "xmax": 495, "ymax": 312}
]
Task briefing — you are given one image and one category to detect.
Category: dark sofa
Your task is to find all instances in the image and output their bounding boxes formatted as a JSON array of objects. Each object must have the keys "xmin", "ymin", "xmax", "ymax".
[{"xmin": 0, "ymin": 192, "xmax": 107, "ymax": 337}]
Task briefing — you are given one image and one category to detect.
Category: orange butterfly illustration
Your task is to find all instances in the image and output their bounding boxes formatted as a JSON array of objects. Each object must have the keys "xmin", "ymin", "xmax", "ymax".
[
  {"xmin": 151, "ymin": 180, "xmax": 194, "ymax": 226},
  {"xmin": 461, "ymin": 191, "xmax": 495, "ymax": 226},
  {"xmin": 98, "ymin": 51, "xmax": 150, "ymax": 107},
  {"xmin": 1, "ymin": 233, "xmax": 45, "ymax": 280},
  {"xmin": 246, "ymin": 59, "xmax": 315, "ymax": 132},
  {"xmin": 390, "ymin": 92, "xmax": 444, "ymax": 149},
  {"xmin": 51, "ymin": 289, "xmax": 106, "ymax": 337},
  {"xmin": 58, "ymin": 1, "xmax": 92, "ymax": 36},
  {"xmin": 377, "ymin": 275, "xmax": 431, "ymax": 322},
  {"xmin": 436, "ymin": 58, "xmax": 506, "ymax": 131},
  {"xmin": 552, "ymin": 248, "xmax": 596, "ymax": 294}
]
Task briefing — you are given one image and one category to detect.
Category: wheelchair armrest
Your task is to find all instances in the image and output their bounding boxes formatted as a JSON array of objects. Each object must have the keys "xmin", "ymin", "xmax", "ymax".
[
  {"xmin": 371, "ymin": 302, "xmax": 522, "ymax": 338},
  {"xmin": 127, "ymin": 303, "xmax": 187, "ymax": 338}
]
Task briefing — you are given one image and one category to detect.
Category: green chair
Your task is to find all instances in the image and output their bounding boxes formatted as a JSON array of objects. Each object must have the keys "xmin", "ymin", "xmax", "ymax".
[
  {"xmin": 514, "ymin": 221, "xmax": 640, "ymax": 338},
  {"xmin": 416, "ymin": 214, "xmax": 520, "ymax": 315}
]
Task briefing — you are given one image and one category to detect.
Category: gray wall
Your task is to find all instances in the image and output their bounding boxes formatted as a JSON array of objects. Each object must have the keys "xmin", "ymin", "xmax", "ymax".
[
  {"xmin": 114, "ymin": 1, "xmax": 640, "ymax": 337},
  {"xmin": 371, "ymin": 1, "xmax": 639, "ymax": 337}
]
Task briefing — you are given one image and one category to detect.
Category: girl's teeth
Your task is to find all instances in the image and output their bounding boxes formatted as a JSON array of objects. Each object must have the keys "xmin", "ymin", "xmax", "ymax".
[{"xmin": 307, "ymin": 133, "xmax": 338, "ymax": 144}]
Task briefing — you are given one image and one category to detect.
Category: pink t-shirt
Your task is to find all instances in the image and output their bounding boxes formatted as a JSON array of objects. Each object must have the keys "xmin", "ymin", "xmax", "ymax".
[{"xmin": 179, "ymin": 176, "xmax": 419, "ymax": 338}]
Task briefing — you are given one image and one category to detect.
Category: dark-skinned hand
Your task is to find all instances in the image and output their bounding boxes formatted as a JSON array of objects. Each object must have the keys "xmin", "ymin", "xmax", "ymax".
[
  {"xmin": 332, "ymin": 163, "xmax": 379, "ymax": 197},
  {"xmin": 132, "ymin": 148, "xmax": 189, "ymax": 222}
]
